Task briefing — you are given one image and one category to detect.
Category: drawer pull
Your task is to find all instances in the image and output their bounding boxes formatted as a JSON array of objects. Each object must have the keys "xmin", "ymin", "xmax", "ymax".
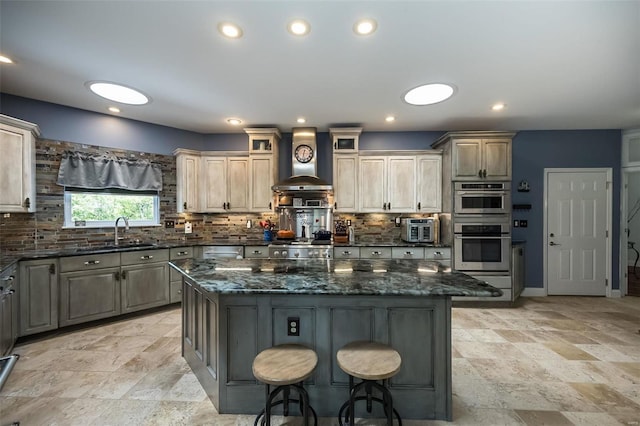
[
  {"xmin": 176, "ymin": 251, "xmax": 188, "ymax": 256},
  {"xmin": 84, "ymin": 260, "xmax": 100, "ymax": 265},
  {"xmin": 342, "ymin": 251, "xmax": 352, "ymax": 255},
  {"xmin": 253, "ymin": 250, "xmax": 262, "ymax": 254},
  {"xmin": 141, "ymin": 255, "xmax": 154, "ymax": 260},
  {"xmin": 1, "ymin": 275, "xmax": 14, "ymax": 282},
  {"xmin": 372, "ymin": 251, "xmax": 381, "ymax": 256},
  {"xmin": 405, "ymin": 251, "xmax": 413, "ymax": 256}
]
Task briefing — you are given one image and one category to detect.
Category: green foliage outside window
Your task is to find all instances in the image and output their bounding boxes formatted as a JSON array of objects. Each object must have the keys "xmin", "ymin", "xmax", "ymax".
[{"xmin": 65, "ymin": 191, "xmax": 159, "ymax": 227}]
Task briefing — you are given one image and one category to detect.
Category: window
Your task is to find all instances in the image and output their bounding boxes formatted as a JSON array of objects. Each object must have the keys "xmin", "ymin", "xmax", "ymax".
[{"xmin": 63, "ymin": 189, "xmax": 160, "ymax": 228}]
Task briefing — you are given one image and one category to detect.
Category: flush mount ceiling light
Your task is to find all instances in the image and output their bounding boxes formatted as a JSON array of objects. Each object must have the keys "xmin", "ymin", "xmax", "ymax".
[
  {"xmin": 403, "ymin": 83, "xmax": 455, "ymax": 106},
  {"xmin": 288, "ymin": 19, "xmax": 310, "ymax": 36},
  {"xmin": 218, "ymin": 22, "xmax": 243, "ymax": 39},
  {"xmin": 0, "ymin": 55, "xmax": 14, "ymax": 64},
  {"xmin": 492, "ymin": 103, "xmax": 506, "ymax": 111},
  {"xmin": 227, "ymin": 118, "xmax": 242, "ymax": 125},
  {"xmin": 108, "ymin": 106, "xmax": 120, "ymax": 113},
  {"xmin": 87, "ymin": 81, "xmax": 149, "ymax": 105},
  {"xmin": 353, "ymin": 19, "xmax": 377, "ymax": 36}
]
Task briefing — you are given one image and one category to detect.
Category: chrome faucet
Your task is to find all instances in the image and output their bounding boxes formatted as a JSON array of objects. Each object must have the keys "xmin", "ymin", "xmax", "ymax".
[{"xmin": 114, "ymin": 216, "xmax": 129, "ymax": 246}]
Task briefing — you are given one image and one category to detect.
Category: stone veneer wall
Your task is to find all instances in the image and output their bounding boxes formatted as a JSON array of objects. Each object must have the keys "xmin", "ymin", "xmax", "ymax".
[{"xmin": 0, "ymin": 138, "xmax": 434, "ymax": 256}]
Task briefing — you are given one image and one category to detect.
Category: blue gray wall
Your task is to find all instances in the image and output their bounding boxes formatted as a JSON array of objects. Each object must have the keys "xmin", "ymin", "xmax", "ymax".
[{"xmin": 0, "ymin": 94, "xmax": 623, "ymax": 290}]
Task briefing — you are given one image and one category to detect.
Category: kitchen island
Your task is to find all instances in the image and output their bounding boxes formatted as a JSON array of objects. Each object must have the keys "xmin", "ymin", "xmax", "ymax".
[{"xmin": 170, "ymin": 257, "xmax": 501, "ymax": 421}]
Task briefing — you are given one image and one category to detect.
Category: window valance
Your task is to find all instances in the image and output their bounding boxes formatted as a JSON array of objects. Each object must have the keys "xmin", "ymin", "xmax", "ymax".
[{"xmin": 56, "ymin": 151, "xmax": 163, "ymax": 191}]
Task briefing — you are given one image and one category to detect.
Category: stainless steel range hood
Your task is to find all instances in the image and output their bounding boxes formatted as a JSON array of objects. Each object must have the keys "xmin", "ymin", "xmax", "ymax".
[{"xmin": 272, "ymin": 127, "xmax": 333, "ymax": 192}]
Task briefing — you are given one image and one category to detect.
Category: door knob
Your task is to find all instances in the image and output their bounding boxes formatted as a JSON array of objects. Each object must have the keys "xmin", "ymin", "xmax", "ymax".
[
  {"xmin": 549, "ymin": 241, "xmax": 560, "ymax": 246},
  {"xmin": 550, "ymin": 233, "xmax": 554, "ymax": 237}
]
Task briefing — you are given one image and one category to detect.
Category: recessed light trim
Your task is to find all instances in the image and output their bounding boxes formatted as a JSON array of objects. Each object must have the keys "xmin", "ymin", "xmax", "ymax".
[
  {"xmin": 354, "ymin": 19, "xmax": 377, "ymax": 36},
  {"xmin": 218, "ymin": 22, "xmax": 243, "ymax": 39},
  {"xmin": 0, "ymin": 55, "xmax": 14, "ymax": 64},
  {"xmin": 87, "ymin": 81, "xmax": 149, "ymax": 105},
  {"xmin": 403, "ymin": 83, "xmax": 455, "ymax": 106},
  {"xmin": 227, "ymin": 118, "xmax": 242, "ymax": 125},
  {"xmin": 288, "ymin": 19, "xmax": 310, "ymax": 36},
  {"xmin": 492, "ymin": 103, "xmax": 506, "ymax": 111},
  {"xmin": 108, "ymin": 107, "xmax": 121, "ymax": 113},
  {"xmin": 385, "ymin": 116, "xmax": 395, "ymax": 122},
  {"xmin": 297, "ymin": 117, "xmax": 306, "ymax": 123}
]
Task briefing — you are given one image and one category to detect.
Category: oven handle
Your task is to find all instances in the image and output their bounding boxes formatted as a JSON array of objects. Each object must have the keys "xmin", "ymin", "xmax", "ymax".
[
  {"xmin": 455, "ymin": 191, "xmax": 508, "ymax": 196},
  {"xmin": 455, "ymin": 235, "xmax": 511, "ymax": 239}
]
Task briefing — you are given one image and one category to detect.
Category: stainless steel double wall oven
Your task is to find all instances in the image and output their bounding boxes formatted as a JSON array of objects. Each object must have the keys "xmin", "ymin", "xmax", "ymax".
[{"xmin": 453, "ymin": 182, "xmax": 511, "ymax": 274}]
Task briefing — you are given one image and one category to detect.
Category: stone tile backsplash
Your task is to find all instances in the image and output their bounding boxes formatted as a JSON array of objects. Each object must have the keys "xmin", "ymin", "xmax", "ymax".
[{"xmin": 0, "ymin": 138, "xmax": 430, "ymax": 257}]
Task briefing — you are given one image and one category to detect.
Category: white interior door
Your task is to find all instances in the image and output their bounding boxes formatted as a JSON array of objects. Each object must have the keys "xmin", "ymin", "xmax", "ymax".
[{"xmin": 546, "ymin": 169, "xmax": 610, "ymax": 295}]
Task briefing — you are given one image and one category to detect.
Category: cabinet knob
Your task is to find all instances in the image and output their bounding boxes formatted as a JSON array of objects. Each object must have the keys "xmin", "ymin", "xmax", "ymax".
[
  {"xmin": 183, "ymin": 202, "xmax": 187, "ymax": 210},
  {"xmin": 388, "ymin": 202, "xmax": 391, "ymax": 209},
  {"xmin": 478, "ymin": 170, "xmax": 483, "ymax": 178},
  {"xmin": 24, "ymin": 197, "xmax": 31, "ymax": 208},
  {"xmin": 269, "ymin": 202, "xmax": 272, "ymax": 210},
  {"xmin": 49, "ymin": 264, "xmax": 56, "ymax": 274},
  {"xmin": 482, "ymin": 169, "xmax": 487, "ymax": 178},
  {"xmin": 334, "ymin": 202, "xmax": 337, "ymax": 209},
  {"xmin": 418, "ymin": 202, "xmax": 421, "ymax": 210},
  {"xmin": 115, "ymin": 271, "xmax": 120, "ymax": 281},
  {"xmin": 121, "ymin": 270, "xmax": 127, "ymax": 279}
]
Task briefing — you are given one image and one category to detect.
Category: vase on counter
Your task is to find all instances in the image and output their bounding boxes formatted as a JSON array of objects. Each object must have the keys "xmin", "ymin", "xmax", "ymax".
[{"xmin": 264, "ymin": 230, "xmax": 273, "ymax": 241}]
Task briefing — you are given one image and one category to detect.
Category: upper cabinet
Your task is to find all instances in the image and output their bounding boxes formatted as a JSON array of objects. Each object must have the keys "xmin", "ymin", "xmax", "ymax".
[
  {"xmin": 358, "ymin": 155, "xmax": 417, "ymax": 213},
  {"xmin": 417, "ymin": 153, "xmax": 442, "ymax": 213},
  {"xmin": 333, "ymin": 154, "xmax": 358, "ymax": 212},
  {"xmin": 432, "ymin": 131, "xmax": 515, "ymax": 181},
  {"xmin": 201, "ymin": 155, "xmax": 249, "ymax": 212},
  {"xmin": 0, "ymin": 115, "xmax": 41, "ymax": 213},
  {"xmin": 176, "ymin": 151, "xmax": 200, "ymax": 213},
  {"xmin": 245, "ymin": 128, "xmax": 280, "ymax": 212},
  {"xmin": 330, "ymin": 127, "xmax": 361, "ymax": 153},
  {"xmin": 174, "ymin": 128, "xmax": 280, "ymax": 214}
]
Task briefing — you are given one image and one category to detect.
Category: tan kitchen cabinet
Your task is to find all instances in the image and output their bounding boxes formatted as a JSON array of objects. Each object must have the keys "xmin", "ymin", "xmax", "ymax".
[
  {"xmin": 333, "ymin": 154, "xmax": 358, "ymax": 212},
  {"xmin": 169, "ymin": 246, "xmax": 194, "ymax": 303},
  {"xmin": 201, "ymin": 155, "xmax": 249, "ymax": 213},
  {"xmin": 175, "ymin": 150, "xmax": 200, "ymax": 212},
  {"xmin": 359, "ymin": 155, "xmax": 416, "ymax": 213},
  {"xmin": 432, "ymin": 132, "xmax": 515, "ymax": 182},
  {"xmin": 19, "ymin": 259, "xmax": 58, "ymax": 336},
  {"xmin": 0, "ymin": 115, "xmax": 40, "ymax": 213},
  {"xmin": 59, "ymin": 253, "xmax": 121, "ymax": 327},
  {"xmin": 120, "ymin": 249, "xmax": 170, "ymax": 314},
  {"xmin": 246, "ymin": 127, "xmax": 280, "ymax": 212},
  {"xmin": 417, "ymin": 153, "xmax": 442, "ymax": 213}
]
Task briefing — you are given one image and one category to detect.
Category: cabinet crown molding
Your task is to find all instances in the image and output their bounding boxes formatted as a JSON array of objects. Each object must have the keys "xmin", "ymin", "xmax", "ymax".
[
  {"xmin": 432, "ymin": 131, "xmax": 516, "ymax": 148},
  {"xmin": 243, "ymin": 127, "xmax": 281, "ymax": 138},
  {"xmin": 173, "ymin": 148, "xmax": 249, "ymax": 157},
  {"xmin": 357, "ymin": 149, "xmax": 442, "ymax": 157},
  {"xmin": 0, "ymin": 114, "xmax": 41, "ymax": 137}
]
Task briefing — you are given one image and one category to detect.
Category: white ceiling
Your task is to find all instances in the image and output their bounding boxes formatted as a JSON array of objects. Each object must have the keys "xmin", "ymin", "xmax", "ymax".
[{"xmin": 1, "ymin": 1, "xmax": 639, "ymax": 134}]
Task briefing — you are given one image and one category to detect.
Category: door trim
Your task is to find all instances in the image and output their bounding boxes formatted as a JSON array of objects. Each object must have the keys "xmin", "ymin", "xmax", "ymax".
[
  {"xmin": 543, "ymin": 168, "xmax": 613, "ymax": 297},
  {"xmin": 620, "ymin": 165, "xmax": 640, "ymax": 297}
]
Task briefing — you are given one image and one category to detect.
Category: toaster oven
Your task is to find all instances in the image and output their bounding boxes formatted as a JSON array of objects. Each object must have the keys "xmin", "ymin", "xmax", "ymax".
[{"xmin": 401, "ymin": 218, "xmax": 435, "ymax": 243}]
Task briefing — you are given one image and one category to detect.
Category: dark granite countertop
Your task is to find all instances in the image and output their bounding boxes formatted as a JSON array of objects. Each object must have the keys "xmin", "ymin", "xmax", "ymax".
[
  {"xmin": 169, "ymin": 258, "xmax": 502, "ymax": 297},
  {"xmin": 1, "ymin": 239, "xmax": 451, "ymax": 274}
]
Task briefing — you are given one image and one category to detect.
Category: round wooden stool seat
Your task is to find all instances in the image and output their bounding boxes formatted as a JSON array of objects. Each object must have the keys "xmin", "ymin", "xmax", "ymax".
[
  {"xmin": 253, "ymin": 344, "xmax": 318, "ymax": 386},
  {"xmin": 337, "ymin": 341, "xmax": 401, "ymax": 380}
]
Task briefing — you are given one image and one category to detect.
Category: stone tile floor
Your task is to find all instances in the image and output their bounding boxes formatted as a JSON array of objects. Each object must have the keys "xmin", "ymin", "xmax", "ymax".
[{"xmin": 1, "ymin": 296, "xmax": 640, "ymax": 425}]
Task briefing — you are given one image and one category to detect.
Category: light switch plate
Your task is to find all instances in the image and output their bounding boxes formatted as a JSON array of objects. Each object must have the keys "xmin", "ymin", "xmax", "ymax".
[{"xmin": 184, "ymin": 221, "xmax": 193, "ymax": 234}]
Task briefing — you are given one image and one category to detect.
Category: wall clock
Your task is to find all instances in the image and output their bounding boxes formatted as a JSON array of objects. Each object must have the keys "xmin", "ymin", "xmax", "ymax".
[{"xmin": 294, "ymin": 144, "xmax": 314, "ymax": 163}]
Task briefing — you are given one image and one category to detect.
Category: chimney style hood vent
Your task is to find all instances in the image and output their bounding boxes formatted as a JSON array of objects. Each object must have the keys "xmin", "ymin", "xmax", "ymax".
[{"xmin": 272, "ymin": 127, "xmax": 333, "ymax": 192}]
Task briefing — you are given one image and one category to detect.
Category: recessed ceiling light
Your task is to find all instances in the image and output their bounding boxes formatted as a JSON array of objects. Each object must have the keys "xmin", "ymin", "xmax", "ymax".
[
  {"xmin": 297, "ymin": 117, "xmax": 306, "ymax": 123},
  {"xmin": 108, "ymin": 107, "xmax": 120, "ymax": 113},
  {"xmin": 385, "ymin": 116, "xmax": 395, "ymax": 122},
  {"xmin": 403, "ymin": 83, "xmax": 455, "ymax": 106},
  {"xmin": 288, "ymin": 19, "xmax": 310, "ymax": 36},
  {"xmin": 354, "ymin": 19, "xmax": 377, "ymax": 36},
  {"xmin": 87, "ymin": 81, "xmax": 149, "ymax": 105},
  {"xmin": 227, "ymin": 118, "xmax": 242, "ymax": 125},
  {"xmin": 218, "ymin": 22, "xmax": 243, "ymax": 39},
  {"xmin": 0, "ymin": 55, "xmax": 14, "ymax": 64},
  {"xmin": 492, "ymin": 103, "xmax": 506, "ymax": 111}
]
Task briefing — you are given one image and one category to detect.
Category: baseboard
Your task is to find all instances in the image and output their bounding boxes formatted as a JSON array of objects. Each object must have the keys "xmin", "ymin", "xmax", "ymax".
[{"xmin": 521, "ymin": 287, "xmax": 547, "ymax": 297}]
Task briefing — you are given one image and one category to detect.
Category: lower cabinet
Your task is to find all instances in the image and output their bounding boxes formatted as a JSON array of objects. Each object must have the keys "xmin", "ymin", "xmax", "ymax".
[
  {"xmin": 18, "ymin": 259, "xmax": 58, "ymax": 336},
  {"xmin": 59, "ymin": 267, "xmax": 121, "ymax": 326},
  {"xmin": 121, "ymin": 249, "xmax": 170, "ymax": 313}
]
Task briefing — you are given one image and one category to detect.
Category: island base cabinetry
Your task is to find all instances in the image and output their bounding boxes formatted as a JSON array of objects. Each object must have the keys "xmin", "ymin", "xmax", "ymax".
[{"xmin": 182, "ymin": 280, "xmax": 452, "ymax": 421}]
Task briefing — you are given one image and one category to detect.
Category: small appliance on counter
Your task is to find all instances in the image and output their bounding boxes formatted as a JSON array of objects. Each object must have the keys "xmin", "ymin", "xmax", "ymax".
[{"xmin": 401, "ymin": 218, "xmax": 435, "ymax": 243}]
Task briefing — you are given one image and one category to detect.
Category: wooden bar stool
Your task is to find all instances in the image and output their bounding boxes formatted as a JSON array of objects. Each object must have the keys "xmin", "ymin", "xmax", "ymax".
[
  {"xmin": 336, "ymin": 341, "xmax": 402, "ymax": 426},
  {"xmin": 252, "ymin": 344, "xmax": 318, "ymax": 426}
]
